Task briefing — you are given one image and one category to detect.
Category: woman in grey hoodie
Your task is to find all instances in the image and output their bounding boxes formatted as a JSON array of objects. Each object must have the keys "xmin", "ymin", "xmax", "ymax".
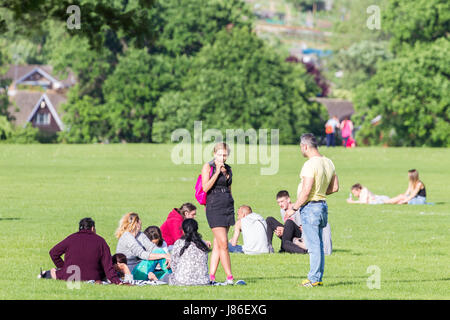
[{"xmin": 115, "ymin": 212, "xmax": 170, "ymax": 272}]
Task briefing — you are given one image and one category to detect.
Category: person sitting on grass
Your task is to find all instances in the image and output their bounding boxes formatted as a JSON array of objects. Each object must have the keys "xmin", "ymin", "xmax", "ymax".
[
  {"xmin": 111, "ymin": 253, "xmax": 169, "ymax": 286},
  {"xmin": 115, "ymin": 212, "xmax": 171, "ymax": 273},
  {"xmin": 384, "ymin": 169, "xmax": 427, "ymax": 205},
  {"xmin": 168, "ymin": 219, "xmax": 211, "ymax": 286},
  {"xmin": 112, "ymin": 253, "xmax": 133, "ymax": 282},
  {"xmin": 131, "ymin": 226, "xmax": 172, "ymax": 282},
  {"xmin": 228, "ymin": 205, "xmax": 270, "ymax": 255},
  {"xmin": 39, "ymin": 217, "xmax": 121, "ymax": 285},
  {"xmin": 265, "ymin": 190, "xmax": 308, "ymax": 254},
  {"xmin": 347, "ymin": 183, "xmax": 389, "ymax": 205}
]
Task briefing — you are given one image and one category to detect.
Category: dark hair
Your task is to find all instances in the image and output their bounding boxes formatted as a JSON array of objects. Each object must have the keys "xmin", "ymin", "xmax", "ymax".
[
  {"xmin": 112, "ymin": 253, "xmax": 127, "ymax": 265},
  {"xmin": 276, "ymin": 190, "xmax": 290, "ymax": 199},
  {"xmin": 351, "ymin": 183, "xmax": 363, "ymax": 190},
  {"xmin": 79, "ymin": 217, "xmax": 95, "ymax": 231},
  {"xmin": 179, "ymin": 219, "xmax": 209, "ymax": 256},
  {"xmin": 144, "ymin": 226, "xmax": 164, "ymax": 247},
  {"xmin": 178, "ymin": 203, "xmax": 197, "ymax": 218},
  {"xmin": 300, "ymin": 133, "xmax": 318, "ymax": 149}
]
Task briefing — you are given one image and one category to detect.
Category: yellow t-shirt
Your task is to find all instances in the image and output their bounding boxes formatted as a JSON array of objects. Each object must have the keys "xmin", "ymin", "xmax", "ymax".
[{"xmin": 297, "ymin": 156, "xmax": 336, "ymax": 202}]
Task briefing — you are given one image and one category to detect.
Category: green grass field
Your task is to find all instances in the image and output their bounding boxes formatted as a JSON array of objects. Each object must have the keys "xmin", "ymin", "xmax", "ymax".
[{"xmin": 0, "ymin": 144, "xmax": 449, "ymax": 299}]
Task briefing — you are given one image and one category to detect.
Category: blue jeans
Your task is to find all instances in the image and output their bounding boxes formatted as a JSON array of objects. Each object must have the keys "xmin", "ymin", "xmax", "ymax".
[
  {"xmin": 326, "ymin": 133, "xmax": 335, "ymax": 147},
  {"xmin": 228, "ymin": 242, "xmax": 244, "ymax": 253},
  {"xmin": 300, "ymin": 201, "xmax": 328, "ymax": 283},
  {"xmin": 408, "ymin": 196, "xmax": 426, "ymax": 205}
]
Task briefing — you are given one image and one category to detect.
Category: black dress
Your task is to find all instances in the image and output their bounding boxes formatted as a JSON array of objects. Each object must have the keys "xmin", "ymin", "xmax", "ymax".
[{"xmin": 205, "ymin": 160, "xmax": 235, "ymax": 228}]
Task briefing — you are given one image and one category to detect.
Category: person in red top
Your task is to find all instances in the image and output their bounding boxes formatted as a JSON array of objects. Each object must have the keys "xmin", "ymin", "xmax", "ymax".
[
  {"xmin": 39, "ymin": 218, "xmax": 121, "ymax": 284},
  {"xmin": 160, "ymin": 203, "xmax": 197, "ymax": 247}
]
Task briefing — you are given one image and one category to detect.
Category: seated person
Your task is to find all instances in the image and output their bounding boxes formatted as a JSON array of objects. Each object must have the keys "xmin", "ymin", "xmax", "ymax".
[
  {"xmin": 115, "ymin": 212, "xmax": 170, "ymax": 273},
  {"xmin": 228, "ymin": 205, "xmax": 270, "ymax": 255},
  {"xmin": 347, "ymin": 183, "xmax": 389, "ymax": 204},
  {"xmin": 112, "ymin": 253, "xmax": 133, "ymax": 282},
  {"xmin": 39, "ymin": 218, "xmax": 121, "ymax": 284},
  {"xmin": 132, "ymin": 226, "xmax": 172, "ymax": 281},
  {"xmin": 385, "ymin": 169, "xmax": 427, "ymax": 205},
  {"xmin": 266, "ymin": 190, "xmax": 308, "ymax": 254},
  {"xmin": 160, "ymin": 203, "xmax": 196, "ymax": 248},
  {"xmin": 168, "ymin": 219, "xmax": 210, "ymax": 286}
]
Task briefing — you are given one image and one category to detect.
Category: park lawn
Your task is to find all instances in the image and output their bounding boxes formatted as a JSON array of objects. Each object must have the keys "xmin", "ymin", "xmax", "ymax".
[{"xmin": 0, "ymin": 144, "xmax": 448, "ymax": 300}]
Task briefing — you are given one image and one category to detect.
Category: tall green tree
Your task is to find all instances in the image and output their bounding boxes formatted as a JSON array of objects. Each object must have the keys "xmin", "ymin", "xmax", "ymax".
[
  {"xmin": 353, "ymin": 38, "xmax": 450, "ymax": 147},
  {"xmin": 383, "ymin": 0, "xmax": 450, "ymax": 52},
  {"xmin": 0, "ymin": 0, "xmax": 157, "ymax": 50},
  {"xmin": 149, "ymin": 0, "xmax": 253, "ymax": 57},
  {"xmin": 153, "ymin": 27, "xmax": 327, "ymax": 144},
  {"xmin": 102, "ymin": 49, "xmax": 180, "ymax": 142}
]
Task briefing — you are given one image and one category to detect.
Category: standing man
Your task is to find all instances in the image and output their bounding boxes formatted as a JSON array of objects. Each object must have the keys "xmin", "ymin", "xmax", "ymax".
[{"xmin": 285, "ymin": 133, "xmax": 339, "ymax": 287}]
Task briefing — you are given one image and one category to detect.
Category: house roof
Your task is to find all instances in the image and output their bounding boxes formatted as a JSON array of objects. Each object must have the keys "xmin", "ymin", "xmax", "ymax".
[
  {"xmin": 314, "ymin": 97, "xmax": 355, "ymax": 120},
  {"xmin": 2, "ymin": 64, "xmax": 76, "ymax": 88},
  {"xmin": 7, "ymin": 90, "xmax": 67, "ymax": 129}
]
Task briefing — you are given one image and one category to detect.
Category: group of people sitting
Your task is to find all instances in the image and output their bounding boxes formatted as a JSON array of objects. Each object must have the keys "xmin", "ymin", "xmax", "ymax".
[
  {"xmin": 228, "ymin": 190, "xmax": 332, "ymax": 256},
  {"xmin": 347, "ymin": 169, "xmax": 428, "ymax": 205},
  {"xmin": 38, "ymin": 189, "xmax": 327, "ymax": 286}
]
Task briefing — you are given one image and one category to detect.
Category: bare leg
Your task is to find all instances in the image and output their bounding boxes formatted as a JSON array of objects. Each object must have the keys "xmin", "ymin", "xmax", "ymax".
[
  {"xmin": 50, "ymin": 268, "xmax": 57, "ymax": 279},
  {"xmin": 209, "ymin": 237, "xmax": 220, "ymax": 278},
  {"xmin": 385, "ymin": 194, "xmax": 407, "ymax": 204},
  {"xmin": 209, "ymin": 227, "xmax": 232, "ymax": 278}
]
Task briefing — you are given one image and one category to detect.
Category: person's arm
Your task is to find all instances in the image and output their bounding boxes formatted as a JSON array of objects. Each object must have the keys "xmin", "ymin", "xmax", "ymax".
[
  {"xmin": 49, "ymin": 236, "xmax": 69, "ymax": 269},
  {"xmin": 101, "ymin": 241, "xmax": 121, "ymax": 284},
  {"xmin": 229, "ymin": 219, "xmax": 242, "ymax": 247},
  {"xmin": 285, "ymin": 176, "xmax": 314, "ymax": 219},
  {"xmin": 400, "ymin": 182, "xmax": 423, "ymax": 204},
  {"xmin": 326, "ymin": 174, "xmax": 339, "ymax": 195},
  {"xmin": 201, "ymin": 162, "xmax": 220, "ymax": 193}
]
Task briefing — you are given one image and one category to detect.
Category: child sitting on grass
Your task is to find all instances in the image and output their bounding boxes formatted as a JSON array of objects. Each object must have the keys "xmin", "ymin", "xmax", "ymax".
[{"xmin": 132, "ymin": 226, "xmax": 172, "ymax": 281}]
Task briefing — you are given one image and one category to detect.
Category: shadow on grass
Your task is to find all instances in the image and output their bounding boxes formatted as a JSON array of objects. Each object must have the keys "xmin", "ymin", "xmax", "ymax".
[
  {"xmin": 332, "ymin": 249, "xmax": 363, "ymax": 256},
  {"xmin": 0, "ymin": 217, "xmax": 21, "ymax": 221}
]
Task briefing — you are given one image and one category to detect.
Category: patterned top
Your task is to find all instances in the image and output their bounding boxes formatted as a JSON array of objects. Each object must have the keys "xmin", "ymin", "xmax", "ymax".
[{"xmin": 168, "ymin": 238, "xmax": 209, "ymax": 286}]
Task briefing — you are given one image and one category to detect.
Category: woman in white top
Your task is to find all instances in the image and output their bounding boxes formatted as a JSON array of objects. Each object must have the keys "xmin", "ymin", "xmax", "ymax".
[{"xmin": 347, "ymin": 183, "xmax": 389, "ymax": 204}]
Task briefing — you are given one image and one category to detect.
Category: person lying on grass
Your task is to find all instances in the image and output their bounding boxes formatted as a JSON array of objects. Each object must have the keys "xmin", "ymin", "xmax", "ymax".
[{"xmin": 346, "ymin": 183, "xmax": 389, "ymax": 205}]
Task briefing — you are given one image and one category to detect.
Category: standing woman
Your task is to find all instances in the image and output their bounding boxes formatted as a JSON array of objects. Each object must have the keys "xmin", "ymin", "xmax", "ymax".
[{"xmin": 202, "ymin": 142, "xmax": 235, "ymax": 285}]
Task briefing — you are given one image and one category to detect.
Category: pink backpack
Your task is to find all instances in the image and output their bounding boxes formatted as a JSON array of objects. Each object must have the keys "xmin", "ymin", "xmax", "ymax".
[{"xmin": 195, "ymin": 165, "xmax": 214, "ymax": 205}]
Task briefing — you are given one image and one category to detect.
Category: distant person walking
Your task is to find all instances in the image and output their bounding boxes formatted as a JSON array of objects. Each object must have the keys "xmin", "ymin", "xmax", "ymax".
[
  {"xmin": 325, "ymin": 116, "xmax": 340, "ymax": 147},
  {"xmin": 340, "ymin": 116, "xmax": 353, "ymax": 147},
  {"xmin": 285, "ymin": 133, "xmax": 339, "ymax": 287},
  {"xmin": 202, "ymin": 142, "xmax": 236, "ymax": 285}
]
